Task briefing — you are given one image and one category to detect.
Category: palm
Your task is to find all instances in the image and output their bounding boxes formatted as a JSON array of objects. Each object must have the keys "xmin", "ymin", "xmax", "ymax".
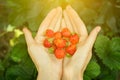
[
  {"xmin": 23, "ymin": 7, "xmax": 63, "ymax": 75},
  {"xmin": 28, "ymin": 41, "xmax": 62, "ymax": 73},
  {"xmin": 62, "ymin": 6, "xmax": 101, "ymax": 74},
  {"xmin": 65, "ymin": 42, "xmax": 92, "ymax": 73}
]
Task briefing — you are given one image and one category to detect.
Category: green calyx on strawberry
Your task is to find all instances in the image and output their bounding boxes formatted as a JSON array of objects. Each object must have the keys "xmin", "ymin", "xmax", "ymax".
[{"xmin": 43, "ymin": 28, "xmax": 79, "ymax": 59}]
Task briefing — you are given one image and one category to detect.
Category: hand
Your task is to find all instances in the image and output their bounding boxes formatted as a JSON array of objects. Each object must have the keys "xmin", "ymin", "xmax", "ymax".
[
  {"xmin": 23, "ymin": 7, "xmax": 62, "ymax": 80},
  {"xmin": 62, "ymin": 6, "xmax": 101, "ymax": 80}
]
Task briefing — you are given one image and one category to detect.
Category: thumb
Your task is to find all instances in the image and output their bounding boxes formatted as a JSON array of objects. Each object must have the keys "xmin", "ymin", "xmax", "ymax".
[
  {"xmin": 23, "ymin": 27, "xmax": 34, "ymax": 46},
  {"xmin": 85, "ymin": 26, "xmax": 101, "ymax": 50}
]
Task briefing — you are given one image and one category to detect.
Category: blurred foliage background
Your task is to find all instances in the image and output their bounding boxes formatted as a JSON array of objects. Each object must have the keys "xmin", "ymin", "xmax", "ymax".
[{"xmin": 0, "ymin": 0, "xmax": 120, "ymax": 80}]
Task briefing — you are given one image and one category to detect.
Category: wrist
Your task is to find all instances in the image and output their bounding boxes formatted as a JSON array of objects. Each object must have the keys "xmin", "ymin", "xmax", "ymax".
[
  {"xmin": 37, "ymin": 69, "xmax": 61, "ymax": 80},
  {"xmin": 62, "ymin": 67, "xmax": 83, "ymax": 80}
]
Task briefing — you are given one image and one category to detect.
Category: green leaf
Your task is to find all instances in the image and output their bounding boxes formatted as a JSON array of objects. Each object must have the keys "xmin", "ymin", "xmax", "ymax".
[
  {"xmin": 5, "ymin": 66, "xmax": 24, "ymax": 80},
  {"xmin": 14, "ymin": 29, "xmax": 23, "ymax": 38},
  {"xmin": 84, "ymin": 60, "xmax": 101, "ymax": 79},
  {"xmin": 18, "ymin": 56, "xmax": 37, "ymax": 80},
  {"xmin": 6, "ymin": 52, "xmax": 37, "ymax": 80},
  {"xmin": 116, "ymin": 0, "xmax": 120, "ymax": 3},
  {"xmin": 10, "ymin": 43, "xmax": 27, "ymax": 63},
  {"xmin": 83, "ymin": 75, "xmax": 91, "ymax": 80},
  {"xmin": 95, "ymin": 15, "xmax": 105, "ymax": 24},
  {"xmin": 0, "ymin": 62, "xmax": 4, "ymax": 71},
  {"xmin": 101, "ymin": 76, "xmax": 116, "ymax": 80},
  {"xmin": 80, "ymin": 8, "xmax": 97, "ymax": 24},
  {"xmin": 98, "ymin": 67, "xmax": 118, "ymax": 80},
  {"xmin": 6, "ymin": 24, "xmax": 15, "ymax": 32},
  {"xmin": 108, "ymin": 37, "xmax": 120, "ymax": 69},
  {"xmin": 95, "ymin": 35, "xmax": 120, "ymax": 70},
  {"xmin": 94, "ymin": 35, "xmax": 110, "ymax": 59},
  {"xmin": 5, "ymin": 65, "xmax": 35, "ymax": 80},
  {"xmin": 106, "ymin": 14, "xmax": 118, "ymax": 33},
  {"xmin": 6, "ymin": 0, "xmax": 63, "ymax": 31},
  {"xmin": 95, "ymin": 1, "xmax": 112, "ymax": 25},
  {"xmin": 0, "ymin": 0, "xmax": 9, "ymax": 29}
]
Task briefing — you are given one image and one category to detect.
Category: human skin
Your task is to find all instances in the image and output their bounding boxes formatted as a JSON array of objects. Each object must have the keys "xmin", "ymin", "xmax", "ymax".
[
  {"xmin": 23, "ymin": 6, "xmax": 101, "ymax": 80},
  {"xmin": 61, "ymin": 6, "xmax": 101, "ymax": 80},
  {"xmin": 23, "ymin": 7, "xmax": 63, "ymax": 80}
]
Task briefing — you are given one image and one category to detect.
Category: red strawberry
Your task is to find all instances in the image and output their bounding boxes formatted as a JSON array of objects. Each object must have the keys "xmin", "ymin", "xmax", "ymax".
[
  {"xmin": 43, "ymin": 28, "xmax": 80, "ymax": 58},
  {"xmin": 43, "ymin": 39, "xmax": 52, "ymax": 48},
  {"xmin": 52, "ymin": 45, "xmax": 56, "ymax": 50},
  {"xmin": 54, "ymin": 32, "xmax": 62, "ymax": 39},
  {"xmin": 54, "ymin": 38, "xmax": 66, "ymax": 48},
  {"xmin": 46, "ymin": 29, "xmax": 54, "ymax": 37},
  {"xmin": 70, "ymin": 34, "xmax": 79, "ymax": 44},
  {"xmin": 55, "ymin": 48, "xmax": 65, "ymax": 59},
  {"xmin": 61, "ymin": 28, "xmax": 71, "ymax": 37},
  {"xmin": 66, "ymin": 44, "xmax": 76, "ymax": 55}
]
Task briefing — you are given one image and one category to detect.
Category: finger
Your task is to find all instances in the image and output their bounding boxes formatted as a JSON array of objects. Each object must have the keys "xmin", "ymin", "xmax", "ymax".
[
  {"xmin": 48, "ymin": 7, "xmax": 62, "ymax": 32},
  {"xmin": 23, "ymin": 27, "xmax": 34, "ymax": 46},
  {"xmin": 85, "ymin": 26, "xmax": 101, "ymax": 50},
  {"xmin": 53, "ymin": 7, "xmax": 62, "ymax": 32},
  {"xmin": 65, "ymin": 9, "xmax": 78, "ymax": 34},
  {"xmin": 61, "ymin": 18, "xmax": 67, "ymax": 30},
  {"xmin": 66, "ymin": 5, "xmax": 88, "ymax": 40},
  {"xmin": 35, "ymin": 8, "xmax": 57, "ymax": 39},
  {"xmin": 63, "ymin": 10, "xmax": 74, "ymax": 33},
  {"xmin": 72, "ymin": 26, "xmax": 100, "ymax": 66}
]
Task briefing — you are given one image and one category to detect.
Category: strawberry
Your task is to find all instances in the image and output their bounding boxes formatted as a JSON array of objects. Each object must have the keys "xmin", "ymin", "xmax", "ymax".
[
  {"xmin": 52, "ymin": 45, "xmax": 56, "ymax": 50},
  {"xmin": 54, "ymin": 32, "xmax": 62, "ymax": 39},
  {"xmin": 61, "ymin": 28, "xmax": 71, "ymax": 37},
  {"xmin": 43, "ymin": 39, "xmax": 52, "ymax": 48},
  {"xmin": 46, "ymin": 29, "xmax": 54, "ymax": 37},
  {"xmin": 55, "ymin": 48, "xmax": 65, "ymax": 59},
  {"xmin": 43, "ymin": 27, "xmax": 80, "ymax": 58},
  {"xmin": 54, "ymin": 38, "xmax": 66, "ymax": 48},
  {"xmin": 66, "ymin": 44, "xmax": 76, "ymax": 55},
  {"xmin": 70, "ymin": 34, "xmax": 79, "ymax": 44}
]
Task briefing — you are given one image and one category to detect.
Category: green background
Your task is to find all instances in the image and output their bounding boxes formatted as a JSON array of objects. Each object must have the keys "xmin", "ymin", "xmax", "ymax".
[{"xmin": 0, "ymin": 0, "xmax": 120, "ymax": 80}]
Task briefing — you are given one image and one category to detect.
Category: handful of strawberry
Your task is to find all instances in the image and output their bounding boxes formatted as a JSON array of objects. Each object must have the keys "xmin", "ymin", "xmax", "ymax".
[{"xmin": 43, "ymin": 28, "xmax": 79, "ymax": 59}]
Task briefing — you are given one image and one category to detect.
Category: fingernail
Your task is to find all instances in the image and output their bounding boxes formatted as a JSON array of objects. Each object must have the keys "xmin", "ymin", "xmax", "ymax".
[
  {"xmin": 57, "ymin": 6, "xmax": 62, "ymax": 10},
  {"xmin": 96, "ymin": 26, "xmax": 101, "ymax": 32},
  {"xmin": 23, "ymin": 27, "xmax": 27, "ymax": 32},
  {"xmin": 66, "ymin": 5, "xmax": 71, "ymax": 9}
]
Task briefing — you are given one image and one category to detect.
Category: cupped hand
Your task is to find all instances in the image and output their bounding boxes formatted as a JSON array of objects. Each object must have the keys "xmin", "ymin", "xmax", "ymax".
[
  {"xmin": 62, "ymin": 6, "xmax": 101, "ymax": 80},
  {"xmin": 23, "ymin": 7, "xmax": 62, "ymax": 80}
]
